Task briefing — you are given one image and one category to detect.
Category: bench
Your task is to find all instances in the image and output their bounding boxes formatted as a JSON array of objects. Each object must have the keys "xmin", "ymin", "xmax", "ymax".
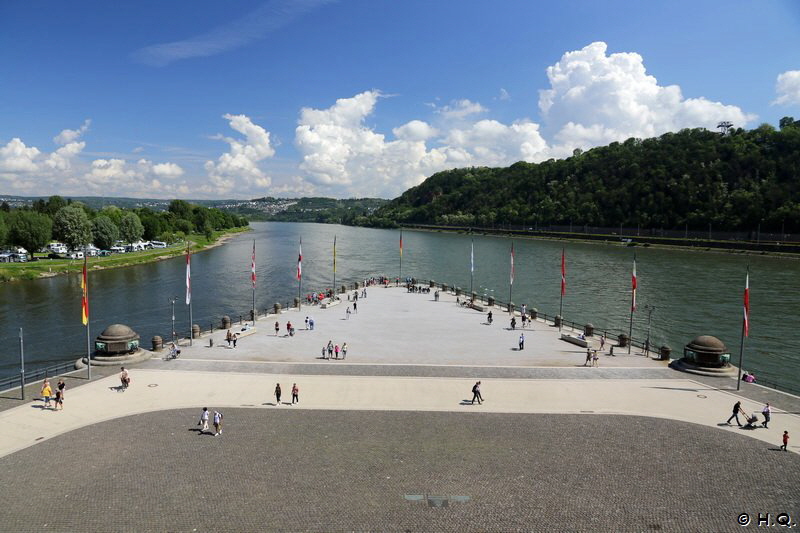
[{"xmin": 560, "ymin": 333, "xmax": 589, "ymax": 348}]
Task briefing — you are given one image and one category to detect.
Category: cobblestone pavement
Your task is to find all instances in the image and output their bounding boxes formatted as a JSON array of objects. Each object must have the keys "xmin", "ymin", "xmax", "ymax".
[{"xmin": 2, "ymin": 410, "xmax": 797, "ymax": 532}]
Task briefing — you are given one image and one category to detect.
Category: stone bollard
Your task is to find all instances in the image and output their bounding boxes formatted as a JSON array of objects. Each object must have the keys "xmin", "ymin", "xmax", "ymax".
[
  {"xmin": 471, "ymin": 292, "xmax": 477, "ymax": 303},
  {"xmin": 530, "ymin": 308, "xmax": 538, "ymax": 320},
  {"xmin": 152, "ymin": 335, "xmax": 163, "ymax": 351},
  {"xmin": 618, "ymin": 333, "xmax": 629, "ymax": 348},
  {"xmin": 507, "ymin": 302, "xmax": 515, "ymax": 313},
  {"xmin": 294, "ymin": 297, "xmax": 300, "ymax": 309},
  {"xmin": 455, "ymin": 287, "xmax": 462, "ymax": 296},
  {"xmin": 192, "ymin": 324, "xmax": 200, "ymax": 339},
  {"xmin": 429, "ymin": 280, "xmax": 435, "ymax": 288},
  {"xmin": 341, "ymin": 285, "xmax": 346, "ymax": 295},
  {"xmin": 250, "ymin": 310, "xmax": 255, "ymax": 322},
  {"xmin": 274, "ymin": 303, "xmax": 282, "ymax": 315},
  {"xmin": 584, "ymin": 323, "xmax": 594, "ymax": 337},
  {"xmin": 487, "ymin": 296, "xmax": 495, "ymax": 307},
  {"xmin": 221, "ymin": 315, "xmax": 231, "ymax": 329},
  {"xmin": 659, "ymin": 345, "xmax": 672, "ymax": 361},
  {"xmin": 442, "ymin": 284, "xmax": 448, "ymax": 292},
  {"xmin": 354, "ymin": 281, "xmax": 360, "ymax": 289},
  {"xmin": 554, "ymin": 315, "xmax": 562, "ymax": 328}
]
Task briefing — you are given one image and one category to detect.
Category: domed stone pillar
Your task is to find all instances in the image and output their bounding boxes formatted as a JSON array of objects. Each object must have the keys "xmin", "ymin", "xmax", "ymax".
[{"xmin": 221, "ymin": 316, "xmax": 231, "ymax": 329}]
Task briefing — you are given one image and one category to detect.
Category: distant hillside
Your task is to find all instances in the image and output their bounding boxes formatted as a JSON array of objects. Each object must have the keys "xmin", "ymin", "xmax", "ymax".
[
  {"xmin": 366, "ymin": 117, "xmax": 800, "ymax": 233},
  {"xmin": 234, "ymin": 197, "xmax": 388, "ymax": 223}
]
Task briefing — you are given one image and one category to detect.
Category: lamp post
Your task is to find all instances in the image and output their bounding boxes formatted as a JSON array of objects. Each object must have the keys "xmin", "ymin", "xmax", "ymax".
[
  {"xmin": 169, "ymin": 296, "xmax": 178, "ymax": 343},
  {"xmin": 644, "ymin": 304, "xmax": 655, "ymax": 356}
]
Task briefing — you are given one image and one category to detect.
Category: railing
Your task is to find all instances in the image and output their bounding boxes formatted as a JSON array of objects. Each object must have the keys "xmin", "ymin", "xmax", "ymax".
[{"xmin": 0, "ymin": 359, "xmax": 82, "ymax": 394}]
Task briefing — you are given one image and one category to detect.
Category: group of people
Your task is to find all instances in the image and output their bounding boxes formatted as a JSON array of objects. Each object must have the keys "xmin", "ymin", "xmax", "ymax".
[
  {"xmin": 197, "ymin": 407, "xmax": 224, "ymax": 436},
  {"xmin": 726, "ymin": 400, "xmax": 790, "ymax": 450},
  {"xmin": 274, "ymin": 321, "xmax": 298, "ymax": 337},
  {"xmin": 322, "ymin": 340, "xmax": 348, "ymax": 360},
  {"xmin": 273, "ymin": 383, "xmax": 300, "ymax": 405},
  {"xmin": 584, "ymin": 348, "xmax": 600, "ymax": 367},
  {"xmin": 40, "ymin": 378, "xmax": 66, "ymax": 410},
  {"xmin": 225, "ymin": 329, "xmax": 239, "ymax": 347},
  {"xmin": 406, "ymin": 284, "xmax": 431, "ymax": 294}
]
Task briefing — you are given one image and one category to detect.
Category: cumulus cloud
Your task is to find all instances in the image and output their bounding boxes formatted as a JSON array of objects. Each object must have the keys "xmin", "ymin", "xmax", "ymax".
[
  {"xmin": 392, "ymin": 120, "xmax": 438, "ymax": 141},
  {"xmin": 539, "ymin": 42, "xmax": 755, "ymax": 155},
  {"xmin": 204, "ymin": 113, "xmax": 275, "ymax": 194},
  {"xmin": 0, "ymin": 138, "xmax": 41, "ymax": 173},
  {"xmin": 773, "ymin": 70, "xmax": 800, "ymax": 106},
  {"xmin": 53, "ymin": 119, "xmax": 91, "ymax": 145},
  {"xmin": 436, "ymin": 99, "xmax": 487, "ymax": 120},
  {"xmin": 498, "ymin": 88, "xmax": 510, "ymax": 101},
  {"xmin": 45, "ymin": 141, "xmax": 86, "ymax": 171},
  {"xmin": 71, "ymin": 157, "xmax": 188, "ymax": 196}
]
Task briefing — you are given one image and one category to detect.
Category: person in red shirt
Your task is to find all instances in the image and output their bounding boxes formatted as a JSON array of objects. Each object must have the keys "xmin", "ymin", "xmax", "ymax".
[{"xmin": 781, "ymin": 431, "xmax": 789, "ymax": 452}]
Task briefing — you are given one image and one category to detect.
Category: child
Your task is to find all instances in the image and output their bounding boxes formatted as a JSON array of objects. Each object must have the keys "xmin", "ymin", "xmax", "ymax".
[
  {"xmin": 213, "ymin": 410, "xmax": 223, "ymax": 436},
  {"xmin": 781, "ymin": 431, "xmax": 789, "ymax": 452}
]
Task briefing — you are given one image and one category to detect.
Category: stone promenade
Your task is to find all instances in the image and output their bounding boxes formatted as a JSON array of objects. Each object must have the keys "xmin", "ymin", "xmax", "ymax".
[{"xmin": 0, "ymin": 286, "xmax": 797, "ymax": 532}]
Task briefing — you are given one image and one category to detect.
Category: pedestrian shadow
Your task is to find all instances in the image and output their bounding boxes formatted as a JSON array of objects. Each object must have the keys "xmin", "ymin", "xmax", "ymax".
[
  {"xmin": 716, "ymin": 423, "xmax": 735, "ymax": 427},
  {"xmin": 767, "ymin": 447, "xmax": 787, "ymax": 452},
  {"xmin": 188, "ymin": 428, "xmax": 213, "ymax": 436},
  {"xmin": 647, "ymin": 386, "xmax": 700, "ymax": 392},
  {"xmin": 459, "ymin": 400, "xmax": 481, "ymax": 405},
  {"xmin": 262, "ymin": 402, "xmax": 277, "ymax": 406},
  {"xmin": 109, "ymin": 386, "xmax": 126, "ymax": 392},
  {"xmin": 31, "ymin": 404, "xmax": 50, "ymax": 410}
]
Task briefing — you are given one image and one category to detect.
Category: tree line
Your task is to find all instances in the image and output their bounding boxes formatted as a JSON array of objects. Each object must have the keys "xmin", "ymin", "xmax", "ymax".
[
  {"xmin": 362, "ymin": 117, "xmax": 800, "ymax": 233},
  {"xmin": 0, "ymin": 197, "xmax": 248, "ymax": 255}
]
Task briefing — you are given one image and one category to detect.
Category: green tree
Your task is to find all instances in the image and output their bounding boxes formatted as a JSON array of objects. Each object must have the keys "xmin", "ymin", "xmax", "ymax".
[
  {"xmin": 92, "ymin": 215, "xmax": 119, "ymax": 250},
  {"xmin": 119, "ymin": 212, "xmax": 144, "ymax": 244},
  {"xmin": 53, "ymin": 205, "xmax": 92, "ymax": 250},
  {"xmin": 0, "ymin": 213, "xmax": 7, "ymax": 245},
  {"xmin": 168, "ymin": 199, "xmax": 192, "ymax": 219},
  {"xmin": 7, "ymin": 210, "xmax": 52, "ymax": 254}
]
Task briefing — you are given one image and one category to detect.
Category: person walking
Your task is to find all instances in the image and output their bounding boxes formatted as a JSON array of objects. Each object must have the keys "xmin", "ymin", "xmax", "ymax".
[
  {"xmin": 341, "ymin": 342, "xmax": 348, "ymax": 360},
  {"xmin": 346, "ymin": 307, "xmax": 351, "ymax": 319},
  {"xmin": 54, "ymin": 388, "xmax": 64, "ymax": 411},
  {"xmin": 274, "ymin": 321, "xmax": 280, "ymax": 336},
  {"xmin": 727, "ymin": 401, "xmax": 744, "ymax": 426},
  {"xmin": 781, "ymin": 431, "xmax": 789, "ymax": 451},
  {"xmin": 199, "ymin": 407, "xmax": 209, "ymax": 433},
  {"xmin": 287, "ymin": 322, "xmax": 293, "ymax": 336},
  {"xmin": 600, "ymin": 335, "xmax": 606, "ymax": 352},
  {"xmin": 305, "ymin": 316, "xmax": 309, "ymax": 330},
  {"xmin": 518, "ymin": 333, "xmax": 525, "ymax": 350},
  {"xmin": 120, "ymin": 367, "xmax": 130, "ymax": 390},
  {"xmin": 510, "ymin": 317, "xmax": 516, "ymax": 330},
  {"xmin": 213, "ymin": 410, "xmax": 223, "ymax": 436},
  {"xmin": 487, "ymin": 311, "xmax": 493, "ymax": 324},
  {"xmin": 327, "ymin": 340, "xmax": 334, "ymax": 359},
  {"xmin": 321, "ymin": 345, "xmax": 327, "ymax": 359},
  {"xmin": 353, "ymin": 301, "xmax": 357, "ymax": 313},
  {"xmin": 334, "ymin": 344, "xmax": 340, "ymax": 359},
  {"xmin": 232, "ymin": 333, "xmax": 238, "ymax": 348},
  {"xmin": 291, "ymin": 383, "xmax": 299, "ymax": 404},
  {"xmin": 521, "ymin": 314, "xmax": 527, "ymax": 328},
  {"xmin": 41, "ymin": 379, "xmax": 52, "ymax": 408},
  {"xmin": 762, "ymin": 403, "xmax": 771, "ymax": 428},
  {"xmin": 226, "ymin": 329, "xmax": 232, "ymax": 346},
  {"xmin": 585, "ymin": 349, "xmax": 592, "ymax": 366},
  {"xmin": 592, "ymin": 350, "xmax": 600, "ymax": 367},
  {"xmin": 308, "ymin": 316, "xmax": 314, "ymax": 330},
  {"xmin": 471, "ymin": 381, "xmax": 483, "ymax": 404},
  {"xmin": 275, "ymin": 383, "xmax": 282, "ymax": 405}
]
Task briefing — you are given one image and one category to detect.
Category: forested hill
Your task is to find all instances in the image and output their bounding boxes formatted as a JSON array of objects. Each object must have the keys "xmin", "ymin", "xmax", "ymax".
[{"xmin": 367, "ymin": 118, "xmax": 800, "ymax": 233}]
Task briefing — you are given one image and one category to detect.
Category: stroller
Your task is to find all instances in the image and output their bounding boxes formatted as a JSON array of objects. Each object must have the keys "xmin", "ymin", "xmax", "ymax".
[{"xmin": 742, "ymin": 412, "xmax": 759, "ymax": 429}]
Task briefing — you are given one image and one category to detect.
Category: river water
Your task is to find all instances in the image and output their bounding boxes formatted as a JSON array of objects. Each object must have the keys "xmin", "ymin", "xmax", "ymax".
[{"xmin": 1, "ymin": 222, "xmax": 797, "ymax": 392}]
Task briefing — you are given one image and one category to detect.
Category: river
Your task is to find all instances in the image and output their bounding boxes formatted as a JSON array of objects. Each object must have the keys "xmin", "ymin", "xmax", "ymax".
[{"xmin": 1, "ymin": 222, "xmax": 797, "ymax": 392}]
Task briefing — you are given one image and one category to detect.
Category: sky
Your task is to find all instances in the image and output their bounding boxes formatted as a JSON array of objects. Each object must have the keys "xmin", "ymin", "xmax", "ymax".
[{"xmin": 1, "ymin": 0, "xmax": 799, "ymax": 200}]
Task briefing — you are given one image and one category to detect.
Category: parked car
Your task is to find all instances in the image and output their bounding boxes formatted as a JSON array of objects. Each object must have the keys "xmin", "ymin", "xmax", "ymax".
[
  {"xmin": 98, "ymin": 250, "xmax": 113, "ymax": 256},
  {"xmin": 150, "ymin": 241, "xmax": 167, "ymax": 248},
  {"xmin": 110, "ymin": 245, "xmax": 126, "ymax": 253},
  {"xmin": 47, "ymin": 252, "xmax": 63, "ymax": 259},
  {"xmin": 67, "ymin": 251, "xmax": 84, "ymax": 260}
]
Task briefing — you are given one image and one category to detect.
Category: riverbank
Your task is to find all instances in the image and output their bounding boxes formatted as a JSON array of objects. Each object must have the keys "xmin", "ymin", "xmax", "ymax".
[
  {"xmin": 0, "ymin": 226, "xmax": 249, "ymax": 282},
  {"xmin": 401, "ymin": 223, "xmax": 800, "ymax": 258}
]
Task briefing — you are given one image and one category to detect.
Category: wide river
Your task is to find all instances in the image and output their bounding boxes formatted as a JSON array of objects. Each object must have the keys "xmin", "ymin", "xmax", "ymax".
[{"xmin": 1, "ymin": 222, "xmax": 798, "ymax": 392}]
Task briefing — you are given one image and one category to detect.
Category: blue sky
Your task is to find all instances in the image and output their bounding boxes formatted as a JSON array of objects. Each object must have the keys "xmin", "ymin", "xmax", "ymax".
[{"xmin": 1, "ymin": 0, "xmax": 799, "ymax": 200}]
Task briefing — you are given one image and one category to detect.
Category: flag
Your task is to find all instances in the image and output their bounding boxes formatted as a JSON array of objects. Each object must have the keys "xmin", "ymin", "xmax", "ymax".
[
  {"xmin": 333, "ymin": 235, "xmax": 337, "ymax": 274},
  {"xmin": 631, "ymin": 257, "xmax": 637, "ymax": 311},
  {"xmin": 399, "ymin": 232, "xmax": 403, "ymax": 258},
  {"xmin": 297, "ymin": 239, "xmax": 302, "ymax": 281},
  {"xmin": 470, "ymin": 239, "xmax": 474, "ymax": 273},
  {"xmin": 510, "ymin": 242, "xmax": 515, "ymax": 285},
  {"xmin": 251, "ymin": 241, "xmax": 256, "ymax": 288},
  {"xmin": 81, "ymin": 255, "xmax": 89, "ymax": 325},
  {"xmin": 560, "ymin": 248, "xmax": 566, "ymax": 296},
  {"xmin": 185, "ymin": 248, "xmax": 191, "ymax": 305},
  {"xmin": 743, "ymin": 270, "xmax": 750, "ymax": 337}
]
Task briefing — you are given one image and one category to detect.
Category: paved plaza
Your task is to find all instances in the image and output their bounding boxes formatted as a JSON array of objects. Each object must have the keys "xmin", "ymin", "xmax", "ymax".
[{"xmin": 0, "ymin": 286, "xmax": 798, "ymax": 531}]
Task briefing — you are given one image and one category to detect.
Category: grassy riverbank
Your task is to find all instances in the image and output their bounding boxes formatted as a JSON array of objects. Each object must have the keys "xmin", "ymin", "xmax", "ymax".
[{"xmin": 0, "ymin": 227, "xmax": 249, "ymax": 282}]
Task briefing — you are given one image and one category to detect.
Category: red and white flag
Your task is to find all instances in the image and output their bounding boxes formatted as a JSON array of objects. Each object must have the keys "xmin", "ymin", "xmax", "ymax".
[
  {"xmin": 81, "ymin": 255, "xmax": 89, "ymax": 326},
  {"xmin": 743, "ymin": 271, "xmax": 750, "ymax": 337},
  {"xmin": 185, "ymin": 248, "xmax": 191, "ymax": 305},
  {"xmin": 251, "ymin": 241, "xmax": 256, "ymax": 288},
  {"xmin": 297, "ymin": 239, "xmax": 302, "ymax": 281},
  {"xmin": 560, "ymin": 248, "xmax": 566, "ymax": 296},
  {"xmin": 510, "ymin": 242, "xmax": 515, "ymax": 286},
  {"xmin": 631, "ymin": 257, "xmax": 637, "ymax": 311}
]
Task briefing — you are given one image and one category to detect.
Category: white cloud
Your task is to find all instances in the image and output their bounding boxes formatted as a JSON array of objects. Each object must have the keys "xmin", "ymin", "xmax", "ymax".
[
  {"xmin": 773, "ymin": 70, "xmax": 800, "ymax": 106},
  {"xmin": 204, "ymin": 113, "xmax": 275, "ymax": 194},
  {"xmin": 151, "ymin": 162, "xmax": 185, "ymax": 178},
  {"xmin": 436, "ymin": 99, "xmax": 487, "ymax": 120},
  {"xmin": 53, "ymin": 119, "xmax": 91, "ymax": 145},
  {"xmin": 0, "ymin": 138, "xmax": 41, "ymax": 173},
  {"xmin": 392, "ymin": 120, "xmax": 438, "ymax": 141},
  {"xmin": 539, "ymin": 42, "xmax": 755, "ymax": 155},
  {"xmin": 498, "ymin": 88, "xmax": 510, "ymax": 101},
  {"xmin": 45, "ymin": 141, "xmax": 85, "ymax": 171}
]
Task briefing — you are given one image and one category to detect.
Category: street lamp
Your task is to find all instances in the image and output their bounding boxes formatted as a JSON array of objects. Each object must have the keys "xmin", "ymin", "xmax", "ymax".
[
  {"xmin": 644, "ymin": 304, "xmax": 655, "ymax": 356},
  {"xmin": 169, "ymin": 296, "xmax": 178, "ymax": 343}
]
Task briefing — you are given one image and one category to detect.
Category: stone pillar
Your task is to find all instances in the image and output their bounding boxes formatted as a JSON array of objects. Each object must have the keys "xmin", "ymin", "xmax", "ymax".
[
  {"xmin": 554, "ymin": 315, "xmax": 562, "ymax": 328},
  {"xmin": 487, "ymin": 296, "xmax": 495, "ymax": 307},
  {"xmin": 659, "ymin": 345, "xmax": 672, "ymax": 360},
  {"xmin": 618, "ymin": 333, "xmax": 629, "ymax": 348},
  {"xmin": 429, "ymin": 280, "xmax": 435, "ymax": 288},
  {"xmin": 584, "ymin": 323, "xmax": 594, "ymax": 337},
  {"xmin": 530, "ymin": 308, "xmax": 538, "ymax": 320},
  {"xmin": 455, "ymin": 287, "xmax": 462, "ymax": 296},
  {"xmin": 442, "ymin": 284, "xmax": 449, "ymax": 292},
  {"xmin": 507, "ymin": 302, "xmax": 514, "ymax": 313},
  {"xmin": 294, "ymin": 297, "xmax": 300, "ymax": 308},
  {"xmin": 192, "ymin": 324, "xmax": 200, "ymax": 339},
  {"xmin": 273, "ymin": 303, "xmax": 282, "ymax": 315},
  {"xmin": 354, "ymin": 281, "xmax": 360, "ymax": 289},
  {"xmin": 221, "ymin": 315, "xmax": 231, "ymax": 329},
  {"xmin": 151, "ymin": 335, "xmax": 163, "ymax": 351},
  {"xmin": 341, "ymin": 285, "xmax": 346, "ymax": 295},
  {"xmin": 471, "ymin": 292, "xmax": 477, "ymax": 303}
]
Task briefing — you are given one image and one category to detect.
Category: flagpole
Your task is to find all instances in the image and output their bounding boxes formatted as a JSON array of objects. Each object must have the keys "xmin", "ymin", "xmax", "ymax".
[
  {"xmin": 469, "ymin": 238, "xmax": 474, "ymax": 296},
  {"xmin": 252, "ymin": 240, "xmax": 256, "ymax": 327},
  {"xmin": 187, "ymin": 242, "xmax": 193, "ymax": 347},
  {"xmin": 333, "ymin": 235, "xmax": 337, "ymax": 298},
  {"xmin": 736, "ymin": 266, "xmax": 750, "ymax": 391},
  {"xmin": 297, "ymin": 238, "xmax": 302, "ymax": 305},
  {"xmin": 509, "ymin": 242, "xmax": 514, "ymax": 314},
  {"xmin": 83, "ymin": 252, "xmax": 91, "ymax": 380},
  {"xmin": 559, "ymin": 247, "xmax": 564, "ymax": 331},
  {"xmin": 628, "ymin": 254, "xmax": 636, "ymax": 355},
  {"xmin": 399, "ymin": 230, "xmax": 403, "ymax": 283}
]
